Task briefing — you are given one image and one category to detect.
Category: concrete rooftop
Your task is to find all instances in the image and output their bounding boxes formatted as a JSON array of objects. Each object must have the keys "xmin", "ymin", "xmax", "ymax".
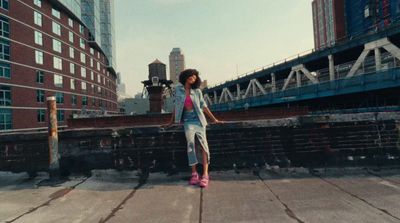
[{"xmin": 1, "ymin": 168, "xmax": 400, "ymax": 223}]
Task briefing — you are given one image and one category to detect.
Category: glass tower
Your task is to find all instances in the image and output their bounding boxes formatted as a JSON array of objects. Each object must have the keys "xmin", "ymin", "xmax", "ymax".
[
  {"xmin": 64, "ymin": 0, "xmax": 115, "ymax": 69},
  {"xmin": 59, "ymin": 0, "xmax": 82, "ymax": 20},
  {"xmin": 99, "ymin": 0, "xmax": 116, "ymax": 69}
]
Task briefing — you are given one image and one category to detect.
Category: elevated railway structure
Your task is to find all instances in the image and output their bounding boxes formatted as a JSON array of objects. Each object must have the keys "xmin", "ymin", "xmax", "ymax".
[{"xmin": 203, "ymin": 27, "xmax": 400, "ymax": 112}]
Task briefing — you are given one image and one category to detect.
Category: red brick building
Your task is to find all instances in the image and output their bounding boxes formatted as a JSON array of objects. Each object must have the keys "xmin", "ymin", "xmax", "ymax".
[
  {"xmin": 0, "ymin": 0, "xmax": 118, "ymax": 131},
  {"xmin": 312, "ymin": 0, "xmax": 346, "ymax": 50}
]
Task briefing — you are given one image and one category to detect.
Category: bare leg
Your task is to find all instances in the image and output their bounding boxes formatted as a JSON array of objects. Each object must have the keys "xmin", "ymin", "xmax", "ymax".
[
  {"xmin": 191, "ymin": 164, "xmax": 197, "ymax": 173},
  {"xmin": 202, "ymin": 148, "xmax": 208, "ymax": 176}
]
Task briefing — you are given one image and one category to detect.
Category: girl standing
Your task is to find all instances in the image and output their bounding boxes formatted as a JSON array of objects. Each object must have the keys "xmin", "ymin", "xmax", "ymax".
[{"xmin": 165, "ymin": 69, "xmax": 222, "ymax": 188}]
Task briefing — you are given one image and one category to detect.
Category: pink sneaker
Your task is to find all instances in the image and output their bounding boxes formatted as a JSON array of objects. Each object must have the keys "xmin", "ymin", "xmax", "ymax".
[
  {"xmin": 199, "ymin": 175, "xmax": 209, "ymax": 188},
  {"xmin": 189, "ymin": 172, "xmax": 200, "ymax": 185}
]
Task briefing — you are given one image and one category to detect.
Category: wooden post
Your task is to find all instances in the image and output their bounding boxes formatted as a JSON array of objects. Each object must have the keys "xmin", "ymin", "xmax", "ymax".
[{"xmin": 47, "ymin": 96, "xmax": 59, "ymax": 176}]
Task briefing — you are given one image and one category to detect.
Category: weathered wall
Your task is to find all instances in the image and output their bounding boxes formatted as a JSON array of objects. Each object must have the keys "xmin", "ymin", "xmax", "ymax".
[
  {"xmin": 1, "ymin": 112, "xmax": 400, "ymax": 175},
  {"xmin": 67, "ymin": 106, "xmax": 308, "ymax": 128}
]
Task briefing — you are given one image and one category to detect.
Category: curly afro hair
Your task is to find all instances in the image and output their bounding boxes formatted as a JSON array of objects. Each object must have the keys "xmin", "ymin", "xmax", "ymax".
[{"xmin": 179, "ymin": 69, "xmax": 201, "ymax": 89}]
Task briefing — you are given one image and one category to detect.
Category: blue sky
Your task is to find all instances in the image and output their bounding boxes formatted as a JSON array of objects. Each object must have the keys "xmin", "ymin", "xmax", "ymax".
[{"xmin": 114, "ymin": 0, "xmax": 314, "ymax": 96}]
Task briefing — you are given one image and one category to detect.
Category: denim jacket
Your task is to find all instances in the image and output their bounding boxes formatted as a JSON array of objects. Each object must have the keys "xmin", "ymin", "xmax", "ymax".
[{"xmin": 174, "ymin": 83, "xmax": 208, "ymax": 127}]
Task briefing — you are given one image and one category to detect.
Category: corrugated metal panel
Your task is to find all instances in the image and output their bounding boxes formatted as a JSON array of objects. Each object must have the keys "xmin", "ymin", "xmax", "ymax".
[
  {"xmin": 346, "ymin": 0, "xmax": 378, "ymax": 38},
  {"xmin": 334, "ymin": 0, "xmax": 346, "ymax": 41},
  {"xmin": 390, "ymin": 0, "xmax": 400, "ymax": 24},
  {"xmin": 344, "ymin": 0, "xmax": 400, "ymax": 38}
]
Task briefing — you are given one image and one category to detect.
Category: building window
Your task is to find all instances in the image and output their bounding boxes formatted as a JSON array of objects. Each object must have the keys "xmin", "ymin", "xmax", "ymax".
[
  {"xmin": 68, "ymin": 18, "xmax": 73, "ymax": 27},
  {"xmin": 52, "ymin": 22, "xmax": 61, "ymax": 36},
  {"xmin": 90, "ymin": 48, "xmax": 94, "ymax": 55},
  {"xmin": 0, "ymin": 86, "xmax": 11, "ymax": 106},
  {"xmin": 90, "ymin": 58, "xmax": 93, "ymax": 67},
  {"xmin": 52, "ymin": 39, "xmax": 62, "ymax": 53},
  {"xmin": 52, "ymin": 8, "xmax": 61, "ymax": 19},
  {"xmin": 70, "ymin": 62, "xmax": 75, "ymax": 74},
  {"xmin": 0, "ymin": 16, "xmax": 9, "ymax": 38},
  {"xmin": 55, "ymin": 92, "xmax": 64, "ymax": 104},
  {"xmin": 34, "ymin": 0, "xmax": 41, "ymax": 7},
  {"xmin": 54, "ymin": 74, "xmax": 63, "ymax": 87},
  {"xmin": 34, "ymin": 11, "xmax": 42, "ymax": 26},
  {"xmin": 53, "ymin": 57, "xmax": 62, "ymax": 70},
  {"xmin": 90, "ymin": 71, "xmax": 94, "ymax": 80},
  {"xmin": 57, "ymin": 110, "xmax": 64, "ymax": 122},
  {"xmin": 0, "ymin": 39, "xmax": 9, "ymax": 60},
  {"xmin": 0, "ymin": 62, "xmax": 10, "ymax": 78},
  {"xmin": 35, "ymin": 50, "xmax": 43, "ymax": 64},
  {"xmin": 79, "ymin": 24, "xmax": 84, "ymax": 34},
  {"xmin": 82, "ymin": 96, "xmax": 87, "ymax": 106},
  {"xmin": 97, "ymin": 61, "xmax": 100, "ymax": 71},
  {"xmin": 80, "ymin": 52, "xmax": 86, "ymax": 64},
  {"xmin": 97, "ymin": 86, "xmax": 101, "ymax": 94},
  {"xmin": 364, "ymin": 5, "xmax": 370, "ymax": 18},
  {"xmin": 36, "ymin": 70, "xmax": 44, "ymax": 83},
  {"xmin": 37, "ymin": 109, "xmax": 45, "ymax": 122},
  {"xmin": 71, "ymin": 95, "xmax": 77, "ymax": 105},
  {"xmin": 36, "ymin": 89, "xmax": 45, "ymax": 102},
  {"xmin": 91, "ymin": 84, "xmax": 94, "ymax": 93},
  {"xmin": 69, "ymin": 47, "xmax": 74, "ymax": 58},
  {"xmin": 97, "ymin": 74, "xmax": 100, "ymax": 83},
  {"xmin": 70, "ymin": 78, "xmax": 75, "ymax": 90},
  {"xmin": 0, "ymin": 0, "xmax": 9, "ymax": 10},
  {"xmin": 81, "ymin": 67, "xmax": 86, "ymax": 78},
  {"xmin": 34, "ymin": 31, "xmax": 42, "ymax": 45},
  {"xmin": 0, "ymin": 108, "xmax": 12, "ymax": 130},
  {"xmin": 92, "ymin": 97, "xmax": 96, "ymax": 106},
  {"xmin": 68, "ymin": 31, "xmax": 74, "ymax": 43},
  {"xmin": 81, "ymin": 81, "xmax": 86, "ymax": 91},
  {"xmin": 79, "ymin": 38, "xmax": 85, "ymax": 49}
]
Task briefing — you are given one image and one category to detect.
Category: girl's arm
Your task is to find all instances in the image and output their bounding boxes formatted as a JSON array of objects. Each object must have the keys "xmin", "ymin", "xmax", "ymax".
[
  {"xmin": 167, "ymin": 108, "xmax": 175, "ymax": 125},
  {"xmin": 203, "ymin": 106, "xmax": 220, "ymax": 123},
  {"xmin": 162, "ymin": 106, "xmax": 175, "ymax": 128},
  {"xmin": 199, "ymin": 89, "xmax": 222, "ymax": 123}
]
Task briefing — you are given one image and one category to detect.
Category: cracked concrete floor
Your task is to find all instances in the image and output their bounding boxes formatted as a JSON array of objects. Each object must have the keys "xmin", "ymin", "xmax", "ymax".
[{"xmin": 0, "ymin": 168, "xmax": 400, "ymax": 223}]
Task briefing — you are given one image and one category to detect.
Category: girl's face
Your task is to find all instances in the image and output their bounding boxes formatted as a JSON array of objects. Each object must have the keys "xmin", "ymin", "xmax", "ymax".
[{"xmin": 186, "ymin": 74, "xmax": 197, "ymax": 85}]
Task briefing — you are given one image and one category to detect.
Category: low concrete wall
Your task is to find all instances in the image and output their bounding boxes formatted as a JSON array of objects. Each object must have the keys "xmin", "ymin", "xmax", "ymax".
[{"xmin": 1, "ymin": 112, "xmax": 399, "ymax": 175}]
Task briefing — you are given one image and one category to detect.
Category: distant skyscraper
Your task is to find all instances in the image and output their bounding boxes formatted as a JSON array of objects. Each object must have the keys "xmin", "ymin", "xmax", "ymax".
[
  {"xmin": 312, "ymin": 0, "xmax": 345, "ymax": 50},
  {"xmin": 99, "ymin": 0, "xmax": 116, "ymax": 69},
  {"xmin": 81, "ymin": 0, "xmax": 116, "ymax": 68},
  {"xmin": 200, "ymin": 80, "xmax": 208, "ymax": 90},
  {"xmin": 169, "ymin": 48, "xmax": 185, "ymax": 84},
  {"xmin": 116, "ymin": 72, "xmax": 128, "ymax": 100}
]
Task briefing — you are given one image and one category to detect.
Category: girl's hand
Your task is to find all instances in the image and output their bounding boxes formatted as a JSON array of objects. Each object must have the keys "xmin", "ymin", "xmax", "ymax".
[
  {"xmin": 212, "ymin": 119, "xmax": 224, "ymax": 124},
  {"xmin": 161, "ymin": 122, "xmax": 174, "ymax": 128}
]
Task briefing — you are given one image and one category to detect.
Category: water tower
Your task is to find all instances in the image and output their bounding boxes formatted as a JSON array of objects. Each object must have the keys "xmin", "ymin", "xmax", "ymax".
[{"xmin": 142, "ymin": 59, "xmax": 173, "ymax": 113}]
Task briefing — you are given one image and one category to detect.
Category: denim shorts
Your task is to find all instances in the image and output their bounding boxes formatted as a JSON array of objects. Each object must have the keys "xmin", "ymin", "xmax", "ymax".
[{"xmin": 182, "ymin": 110, "xmax": 210, "ymax": 166}]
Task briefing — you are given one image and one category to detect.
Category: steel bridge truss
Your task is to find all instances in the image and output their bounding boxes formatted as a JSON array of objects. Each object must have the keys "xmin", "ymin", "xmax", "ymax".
[{"xmin": 204, "ymin": 38, "xmax": 400, "ymax": 111}]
